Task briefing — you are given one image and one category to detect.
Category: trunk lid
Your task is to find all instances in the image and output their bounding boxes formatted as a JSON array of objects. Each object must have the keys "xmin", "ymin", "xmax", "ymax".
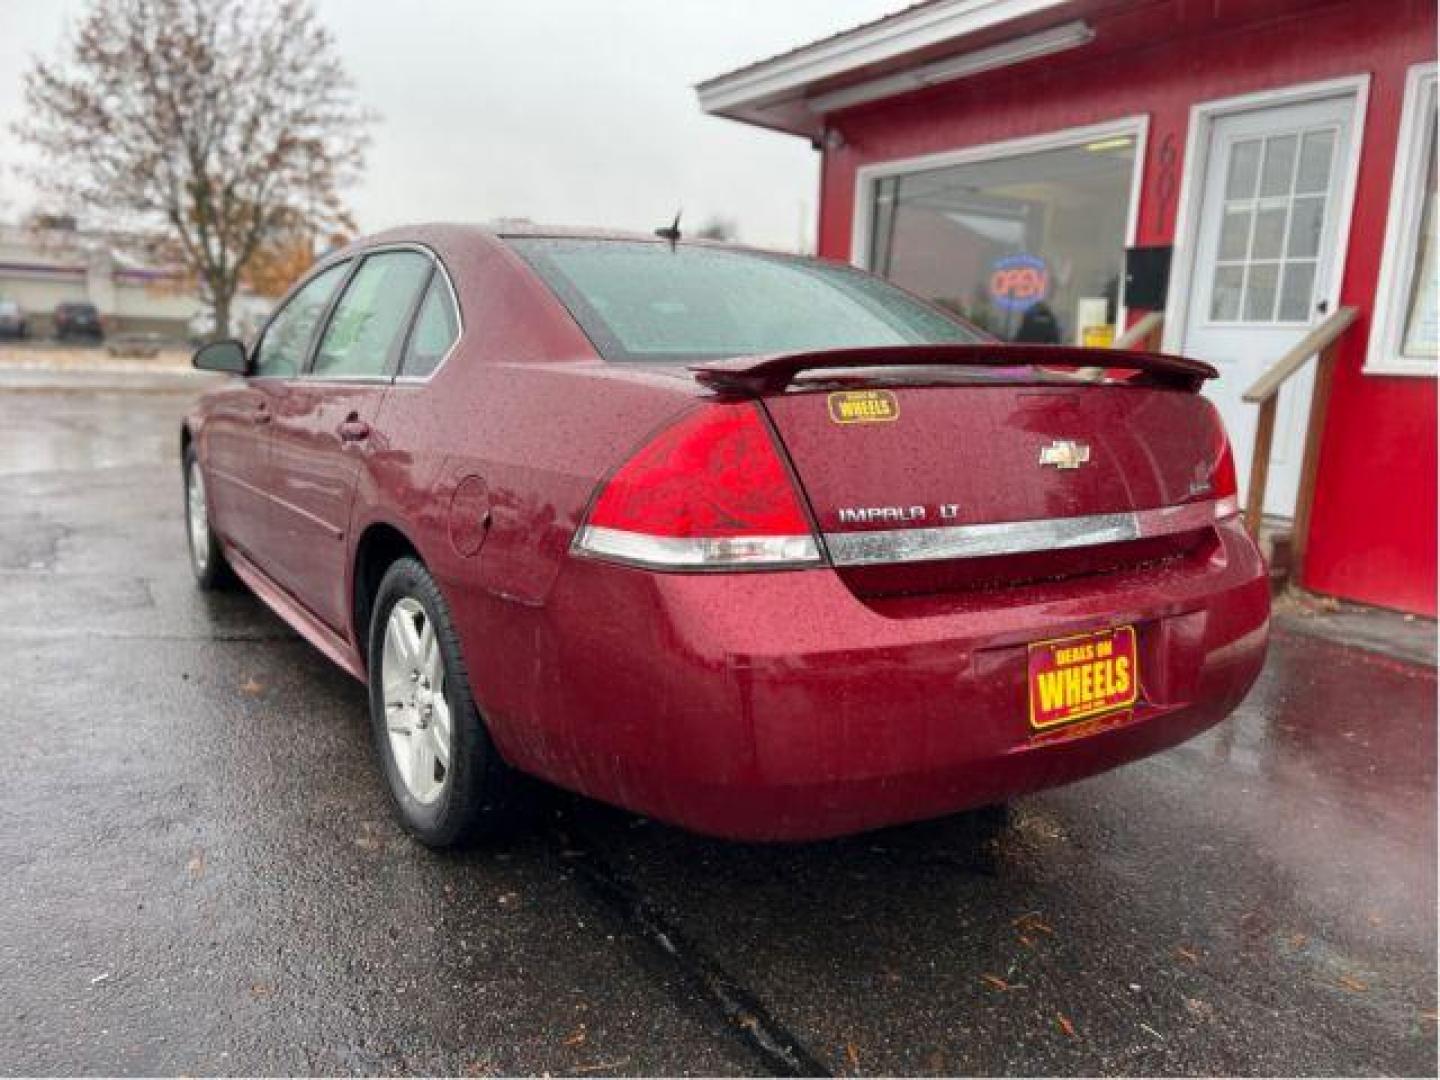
[{"xmin": 692, "ymin": 346, "xmax": 1234, "ymax": 594}]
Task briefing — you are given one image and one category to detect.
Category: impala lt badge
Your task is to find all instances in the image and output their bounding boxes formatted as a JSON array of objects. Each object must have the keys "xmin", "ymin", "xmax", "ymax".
[{"xmin": 1039, "ymin": 439, "xmax": 1091, "ymax": 470}]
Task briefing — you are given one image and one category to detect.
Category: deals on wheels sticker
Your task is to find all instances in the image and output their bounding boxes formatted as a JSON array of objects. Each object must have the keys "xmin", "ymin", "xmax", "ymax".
[
  {"xmin": 827, "ymin": 389, "xmax": 899, "ymax": 424},
  {"xmin": 1028, "ymin": 625, "xmax": 1139, "ymax": 731}
]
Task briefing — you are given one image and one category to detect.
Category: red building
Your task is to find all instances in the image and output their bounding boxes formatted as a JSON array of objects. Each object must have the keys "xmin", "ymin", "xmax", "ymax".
[{"xmin": 700, "ymin": 0, "xmax": 1437, "ymax": 616}]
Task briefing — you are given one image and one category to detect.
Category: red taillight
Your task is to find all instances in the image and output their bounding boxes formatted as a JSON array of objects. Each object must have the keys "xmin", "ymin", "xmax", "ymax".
[
  {"xmin": 1206, "ymin": 401, "xmax": 1239, "ymax": 516},
  {"xmin": 574, "ymin": 403, "xmax": 822, "ymax": 570}
]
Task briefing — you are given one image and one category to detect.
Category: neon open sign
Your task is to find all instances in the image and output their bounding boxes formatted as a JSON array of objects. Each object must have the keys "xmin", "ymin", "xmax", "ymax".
[{"xmin": 989, "ymin": 253, "xmax": 1050, "ymax": 312}]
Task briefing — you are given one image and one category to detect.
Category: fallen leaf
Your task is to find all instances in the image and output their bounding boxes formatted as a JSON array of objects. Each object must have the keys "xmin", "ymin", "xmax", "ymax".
[
  {"xmin": 1057, "ymin": 1014, "xmax": 1077, "ymax": 1039},
  {"xmin": 1337, "ymin": 975, "xmax": 1368, "ymax": 992},
  {"xmin": 186, "ymin": 847, "xmax": 206, "ymax": 880},
  {"xmin": 1014, "ymin": 913, "xmax": 1055, "ymax": 935},
  {"xmin": 846, "ymin": 1042, "xmax": 860, "ymax": 1070},
  {"xmin": 980, "ymin": 973, "xmax": 1010, "ymax": 991},
  {"xmin": 249, "ymin": 982, "xmax": 274, "ymax": 999},
  {"xmin": 563, "ymin": 1025, "xmax": 587, "ymax": 1047},
  {"xmin": 1184, "ymin": 997, "xmax": 1216, "ymax": 1021},
  {"xmin": 239, "ymin": 677, "xmax": 265, "ymax": 696},
  {"xmin": 1289, "ymin": 933, "xmax": 1307, "ymax": 949},
  {"xmin": 1176, "ymin": 946, "xmax": 1199, "ymax": 963},
  {"xmin": 1018, "ymin": 934, "xmax": 1035, "ymax": 948}
]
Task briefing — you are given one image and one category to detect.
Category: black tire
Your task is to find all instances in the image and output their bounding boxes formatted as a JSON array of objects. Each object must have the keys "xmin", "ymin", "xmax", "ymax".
[
  {"xmin": 182, "ymin": 445, "xmax": 234, "ymax": 590},
  {"xmin": 366, "ymin": 556, "xmax": 524, "ymax": 847}
]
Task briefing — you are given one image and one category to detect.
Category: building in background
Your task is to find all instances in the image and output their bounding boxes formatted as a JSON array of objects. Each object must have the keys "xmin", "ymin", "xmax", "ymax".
[
  {"xmin": 700, "ymin": 0, "xmax": 1437, "ymax": 616},
  {"xmin": 0, "ymin": 219, "xmax": 202, "ymax": 339}
]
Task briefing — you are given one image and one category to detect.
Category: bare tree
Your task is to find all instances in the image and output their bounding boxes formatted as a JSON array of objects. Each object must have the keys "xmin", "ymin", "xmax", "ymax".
[{"xmin": 16, "ymin": 0, "xmax": 371, "ymax": 337}]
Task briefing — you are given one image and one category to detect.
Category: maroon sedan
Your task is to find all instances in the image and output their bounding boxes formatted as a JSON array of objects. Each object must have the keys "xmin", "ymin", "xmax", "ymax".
[{"xmin": 183, "ymin": 225, "xmax": 1269, "ymax": 846}]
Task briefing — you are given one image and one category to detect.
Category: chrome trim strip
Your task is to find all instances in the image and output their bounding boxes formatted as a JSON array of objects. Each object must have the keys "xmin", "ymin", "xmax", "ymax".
[
  {"xmin": 574, "ymin": 525, "xmax": 822, "ymax": 570},
  {"xmin": 824, "ymin": 496, "xmax": 1237, "ymax": 567}
]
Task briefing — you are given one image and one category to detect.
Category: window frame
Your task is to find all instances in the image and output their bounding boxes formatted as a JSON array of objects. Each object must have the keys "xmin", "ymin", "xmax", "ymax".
[
  {"xmin": 394, "ymin": 255, "xmax": 465, "ymax": 383},
  {"xmin": 305, "ymin": 248, "xmax": 436, "ymax": 382},
  {"xmin": 247, "ymin": 241, "xmax": 464, "ymax": 384},
  {"xmin": 249, "ymin": 257, "xmax": 354, "ymax": 381},
  {"xmin": 1365, "ymin": 62, "xmax": 1438, "ymax": 377}
]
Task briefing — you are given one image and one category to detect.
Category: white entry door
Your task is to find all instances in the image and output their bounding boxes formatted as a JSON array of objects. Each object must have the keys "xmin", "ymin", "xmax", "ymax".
[{"xmin": 1179, "ymin": 91, "xmax": 1358, "ymax": 518}]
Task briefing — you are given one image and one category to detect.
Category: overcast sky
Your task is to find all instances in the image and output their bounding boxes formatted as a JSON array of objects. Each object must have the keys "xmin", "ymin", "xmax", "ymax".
[{"xmin": 0, "ymin": 0, "xmax": 905, "ymax": 250}]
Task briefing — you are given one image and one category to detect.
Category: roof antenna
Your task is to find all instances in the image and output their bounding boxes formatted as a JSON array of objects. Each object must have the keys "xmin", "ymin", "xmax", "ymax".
[{"xmin": 655, "ymin": 210, "xmax": 682, "ymax": 250}]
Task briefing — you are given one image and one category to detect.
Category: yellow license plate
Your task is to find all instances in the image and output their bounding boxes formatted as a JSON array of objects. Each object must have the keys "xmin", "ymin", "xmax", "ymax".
[{"xmin": 1028, "ymin": 626, "xmax": 1139, "ymax": 731}]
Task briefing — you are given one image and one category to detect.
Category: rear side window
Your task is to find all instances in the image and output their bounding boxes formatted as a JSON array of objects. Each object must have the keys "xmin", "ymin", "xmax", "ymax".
[
  {"xmin": 312, "ymin": 250, "xmax": 432, "ymax": 378},
  {"xmin": 508, "ymin": 238, "xmax": 981, "ymax": 362},
  {"xmin": 401, "ymin": 274, "xmax": 460, "ymax": 377},
  {"xmin": 253, "ymin": 262, "xmax": 349, "ymax": 378}
]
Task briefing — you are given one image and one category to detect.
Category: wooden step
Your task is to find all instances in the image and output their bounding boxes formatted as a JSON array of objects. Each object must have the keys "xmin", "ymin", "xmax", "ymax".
[{"xmin": 1256, "ymin": 518, "xmax": 1294, "ymax": 594}]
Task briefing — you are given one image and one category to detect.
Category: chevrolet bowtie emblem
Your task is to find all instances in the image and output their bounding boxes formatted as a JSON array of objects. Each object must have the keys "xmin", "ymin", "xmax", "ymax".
[{"xmin": 1039, "ymin": 439, "xmax": 1091, "ymax": 469}]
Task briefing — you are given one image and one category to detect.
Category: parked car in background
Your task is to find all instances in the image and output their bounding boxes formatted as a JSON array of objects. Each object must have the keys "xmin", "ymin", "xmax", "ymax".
[
  {"xmin": 181, "ymin": 224, "xmax": 1270, "ymax": 848},
  {"xmin": 0, "ymin": 299, "xmax": 26, "ymax": 339},
  {"xmin": 54, "ymin": 301, "xmax": 103, "ymax": 342}
]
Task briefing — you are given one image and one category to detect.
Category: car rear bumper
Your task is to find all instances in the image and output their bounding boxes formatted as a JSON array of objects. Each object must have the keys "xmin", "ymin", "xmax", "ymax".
[{"xmin": 467, "ymin": 517, "xmax": 1270, "ymax": 841}]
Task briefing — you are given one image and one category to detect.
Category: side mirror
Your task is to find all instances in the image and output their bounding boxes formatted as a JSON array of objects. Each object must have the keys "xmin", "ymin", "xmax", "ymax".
[{"xmin": 193, "ymin": 339, "xmax": 249, "ymax": 375}]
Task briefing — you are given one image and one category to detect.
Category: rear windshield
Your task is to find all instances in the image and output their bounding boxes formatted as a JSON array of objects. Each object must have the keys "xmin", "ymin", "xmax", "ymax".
[{"xmin": 508, "ymin": 238, "xmax": 984, "ymax": 362}]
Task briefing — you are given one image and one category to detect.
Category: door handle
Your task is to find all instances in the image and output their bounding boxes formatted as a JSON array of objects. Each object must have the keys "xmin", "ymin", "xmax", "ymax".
[{"xmin": 337, "ymin": 417, "xmax": 371, "ymax": 442}]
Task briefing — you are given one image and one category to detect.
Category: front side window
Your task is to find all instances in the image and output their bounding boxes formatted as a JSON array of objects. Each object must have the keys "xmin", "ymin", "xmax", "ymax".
[
  {"xmin": 401, "ymin": 273, "xmax": 460, "ymax": 377},
  {"xmin": 313, "ymin": 250, "xmax": 432, "ymax": 378},
  {"xmin": 253, "ymin": 262, "xmax": 349, "ymax": 378},
  {"xmin": 867, "ymin": 132, "xmax": 1138, "ymax": 345},
  {"xmin": 509, "ymin": 239, "xmax": 980, "ymax": 362},
  {"xmin": 1368, "ymin": 64, "xmax": 1439, "ymax": 375}
]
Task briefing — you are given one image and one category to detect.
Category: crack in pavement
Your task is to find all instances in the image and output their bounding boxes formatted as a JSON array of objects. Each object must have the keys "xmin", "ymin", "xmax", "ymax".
[{"xmin": 550, "ymin": 813, "xmax": 833, "ymax": 1078}]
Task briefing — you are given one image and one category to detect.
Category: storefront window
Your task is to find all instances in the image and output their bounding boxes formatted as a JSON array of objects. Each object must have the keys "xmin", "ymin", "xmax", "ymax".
[{"xmin": 867, "ymin": 133, "xmax": 1137, "ymax": 345}]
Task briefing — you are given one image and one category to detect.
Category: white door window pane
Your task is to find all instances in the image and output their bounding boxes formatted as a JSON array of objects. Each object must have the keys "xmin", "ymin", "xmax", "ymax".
[
  {"xmin": 1278, "ymin": 261, "xmax": 1317, "ymax": 321},
  {"xmin": 1210, "ymin": 265, "xmax": 1245, "ymax": 320},
  {"xmin": 1219, "ymin": 207, "xmax": 1252, "ymax": 260},
  {"xmin": 1295, "ymin": 129, "xmax": 1335, "ymax": 194},
  {"xmin": 1252, "ymin": 206, "xmax": 1288, "ymax": 259},
  {"xmin": 1207, "ymin": 122, "xmax": 1338, "ymax": 325},
  {"xmin": 1226, "ymin": 139, "xmax": 1262, "ymax": 199},
  {"xmin": 1287, "ymin": 196, "xmax": 1325, "ymax": 258},
  {"xmin": 1243, "ymin": 263, "xmax": 1279, "ymax": 321},
  {"xmin": 1259, "ymin": 135, "xmax": 1298, "ymax": 198}
]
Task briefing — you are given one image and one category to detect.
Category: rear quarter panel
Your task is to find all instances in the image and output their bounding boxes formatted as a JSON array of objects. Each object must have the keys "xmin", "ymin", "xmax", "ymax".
[{"xmin": 348, "ymin": 231, "xmax": 703, "ymax": 776}]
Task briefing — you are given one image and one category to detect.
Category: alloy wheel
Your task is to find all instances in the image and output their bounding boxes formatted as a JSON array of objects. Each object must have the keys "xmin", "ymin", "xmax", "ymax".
[
  {"xmin": 380, "ymin": 597, "xmax": 452, "ymax": 804},
  {"xmin": 187, "ymin": 464, "xmax": 210, "ymax": 575}
]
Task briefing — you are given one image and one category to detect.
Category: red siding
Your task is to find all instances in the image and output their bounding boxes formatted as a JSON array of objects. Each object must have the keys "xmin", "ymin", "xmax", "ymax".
[{"xmin": 818, "ymin": 0, "xmax": 1437, "ymax": 614}]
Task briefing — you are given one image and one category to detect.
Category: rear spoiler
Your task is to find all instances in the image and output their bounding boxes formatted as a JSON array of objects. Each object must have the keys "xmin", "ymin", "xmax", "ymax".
[{"xmin": 689, "ymin": 344, "xmax": 1217, "ymax": 395}]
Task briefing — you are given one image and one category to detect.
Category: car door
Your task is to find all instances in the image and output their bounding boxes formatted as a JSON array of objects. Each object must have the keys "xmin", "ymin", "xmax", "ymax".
[
  {"xmin": 265, "ymin": 248, "xmax": 435, "ymax": 632},
  {"xmin": 205, "ymin": 261, "xmax": 350, "ymax": 562},
  {"xmin": 227, "ymin": 261, "xmax": 352, "ymax": 569}
]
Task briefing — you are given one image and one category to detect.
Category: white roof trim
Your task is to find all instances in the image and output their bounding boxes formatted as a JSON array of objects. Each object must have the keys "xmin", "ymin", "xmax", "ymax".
[
  {"xmin": 697, "ymin": 0, "xmax": 1070, "ymax": 133},
  {"xmin": 806, "ymin": 20, "xmax": 1093, "ymax": 114}
]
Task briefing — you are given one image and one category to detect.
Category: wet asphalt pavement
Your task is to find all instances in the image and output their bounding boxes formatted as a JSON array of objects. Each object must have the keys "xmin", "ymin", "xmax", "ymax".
[{"xmin": 0, "ymin": 384, "xmax": 1435, "ymax": 1077}]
